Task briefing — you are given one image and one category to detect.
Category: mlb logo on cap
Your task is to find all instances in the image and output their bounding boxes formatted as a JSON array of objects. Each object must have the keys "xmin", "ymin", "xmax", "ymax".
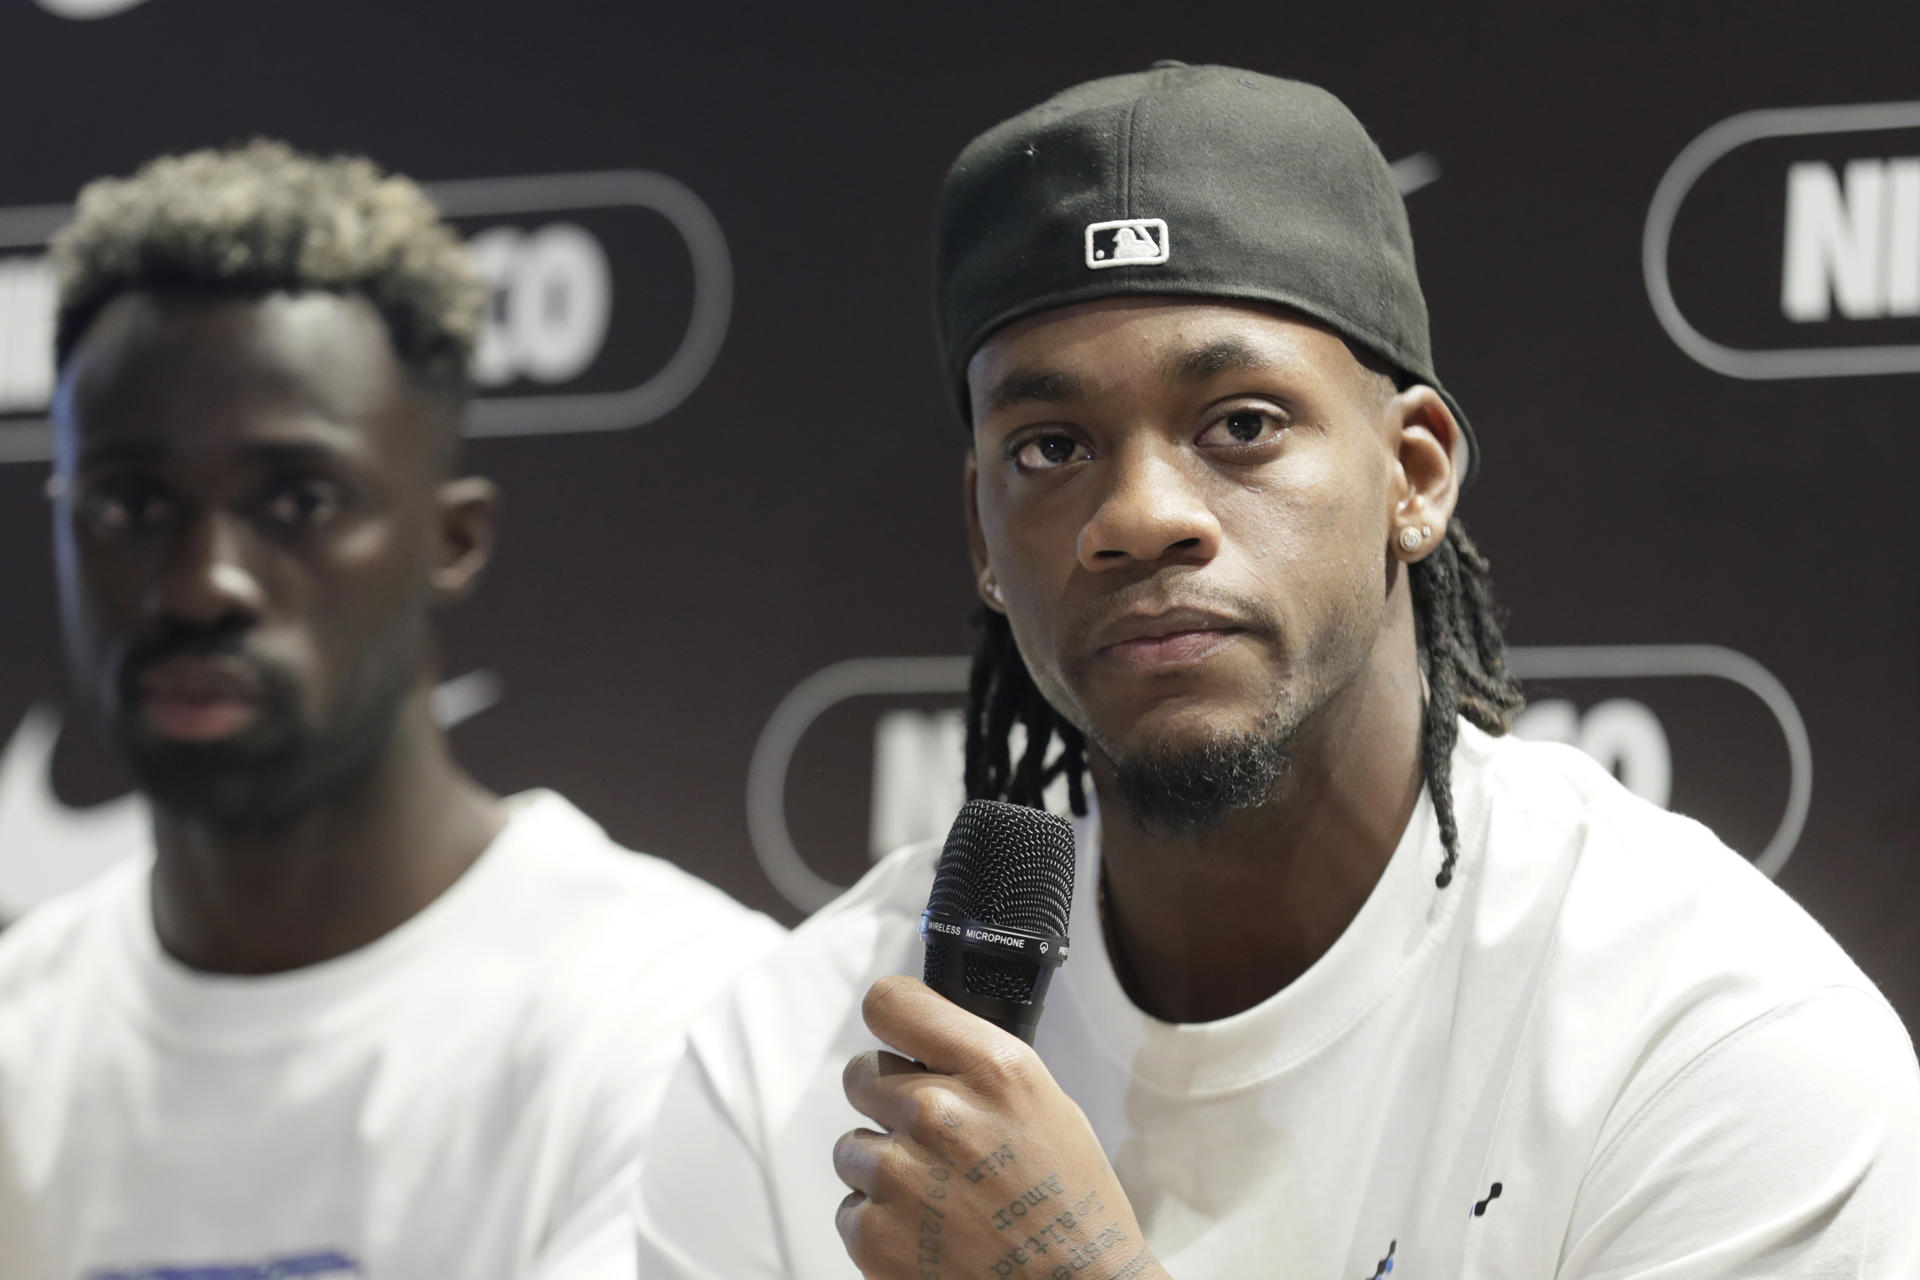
[{"xmin": 1085, "ymin": 218, "xmax": 1170, "ymax": 269}]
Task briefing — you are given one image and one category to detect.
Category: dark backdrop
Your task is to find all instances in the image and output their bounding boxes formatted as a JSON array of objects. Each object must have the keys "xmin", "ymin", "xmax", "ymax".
[{"xmin": 0, "ymin": 1, "xmax": 1913, "ymax": 1029}]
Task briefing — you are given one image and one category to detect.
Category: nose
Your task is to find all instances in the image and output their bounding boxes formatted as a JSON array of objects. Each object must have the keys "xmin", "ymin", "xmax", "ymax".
[
  {"xmin": 1076, "ymin": 444, "xmax": 1223, "ymax": 572},
  {"xmin": 146, "ymin": 509, "xmax": 266, "ymax": 628}
]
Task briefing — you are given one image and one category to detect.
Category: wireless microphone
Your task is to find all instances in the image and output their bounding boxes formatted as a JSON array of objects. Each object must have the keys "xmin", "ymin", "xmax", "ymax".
[{"xmin": 919, "ymin": 799, "xmax": 1076, "ymax": 1046}]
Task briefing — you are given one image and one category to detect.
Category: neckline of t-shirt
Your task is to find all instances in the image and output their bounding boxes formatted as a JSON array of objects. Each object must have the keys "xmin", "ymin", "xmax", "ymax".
[
  {"xmin": 1056, "ymin": 732, "xmax": 1482, "ymax": 1097},
  {"xmin": 103, "ymin": 789, "xmax": 570, "ymax": 1053}
]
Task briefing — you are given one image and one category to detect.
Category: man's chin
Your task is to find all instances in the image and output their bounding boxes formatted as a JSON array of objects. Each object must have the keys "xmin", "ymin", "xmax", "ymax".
[
  {"xmin": 1088, "ymin": 698, "xmax": 1280, "ymax": 764},
  {"xmin": 116, "ymin": 717, "xmax": 290, "ymax": 768},
  {"xmin": 1095, "ymin": 712, "xmax": 1297, "ymax": 838},
  {"xmin": 115, "ymin": 728, "xmax": 310, "ymax": 827}
]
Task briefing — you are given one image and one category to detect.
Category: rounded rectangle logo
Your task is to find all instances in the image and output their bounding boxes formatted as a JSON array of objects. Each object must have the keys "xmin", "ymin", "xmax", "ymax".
[
  {"xmin": 1644, "ymin": 101, "xmax": 1920, "ymax": 379},
  {"xmin": 0, "ymin": 169, "xmax": 731, "ymax": 463}
]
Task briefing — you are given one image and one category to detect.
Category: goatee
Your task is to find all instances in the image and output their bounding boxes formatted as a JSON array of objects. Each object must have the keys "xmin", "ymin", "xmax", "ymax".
[{"xmin": 1107, "ymin": 722, "xmax": 1292, "ymax": 836}]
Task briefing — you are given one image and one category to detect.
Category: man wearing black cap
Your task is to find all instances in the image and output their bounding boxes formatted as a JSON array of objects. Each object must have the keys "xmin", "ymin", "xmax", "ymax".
[{"xmin": 635, "ymin": 65, "xmax": 1920, "ymax": 1278}]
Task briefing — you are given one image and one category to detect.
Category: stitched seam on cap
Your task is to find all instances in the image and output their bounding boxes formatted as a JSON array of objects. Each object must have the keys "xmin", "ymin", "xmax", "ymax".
[
  {"xmin": 1127, "ymin": 95, "xmax": 1150, "ymax": 220},
  {"xmin": 1116, "ymin": 97, "xmax": 1138, "ymax": 219}
]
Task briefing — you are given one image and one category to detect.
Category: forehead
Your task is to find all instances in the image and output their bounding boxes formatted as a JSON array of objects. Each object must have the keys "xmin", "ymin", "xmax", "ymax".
[
  {"xmin": 965, "ymin": 297, "xmax": 1369, "ymax": 417},
  {"xmin": 58, "ymin": 289, "xmax": 430, "ymax": 468}
]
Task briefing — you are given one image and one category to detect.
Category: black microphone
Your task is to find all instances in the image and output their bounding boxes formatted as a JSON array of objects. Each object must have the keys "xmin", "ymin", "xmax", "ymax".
[{"xmin": 919, "ymin": 799, "xmax": 1076, "ymax": 1046}]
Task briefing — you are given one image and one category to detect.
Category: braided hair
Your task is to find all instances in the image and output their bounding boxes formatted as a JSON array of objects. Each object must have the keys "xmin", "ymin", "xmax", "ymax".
[{"xmin": 962, "ymin": 521, "xmax": 1523, "ymax": 890}]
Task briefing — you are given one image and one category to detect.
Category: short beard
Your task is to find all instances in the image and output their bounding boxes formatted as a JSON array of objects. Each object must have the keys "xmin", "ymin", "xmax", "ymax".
[
  {"xmin": 102, "ymin": 617, "xmax": 425, "ymax": 833},
  {"xmin": 125, "ymin": 670, "xmax": 408, "ymax": 831},
  {"xmin": 1106, "ymin": 718, "xmax": 1293, "ymax": 837}
]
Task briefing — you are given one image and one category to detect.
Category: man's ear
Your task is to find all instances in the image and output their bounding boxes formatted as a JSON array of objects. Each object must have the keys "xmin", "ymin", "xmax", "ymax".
[
  {"xmin": 1388, "ymin": 386, "xmax": 1463, "ymax": 564},
  {"xmin": 430, "ymin": 475, "xmax": 500, "ymax": 605},
  {"xmin": 962, "ymin": 453, "xmax": 1004, "ymax": 613}
]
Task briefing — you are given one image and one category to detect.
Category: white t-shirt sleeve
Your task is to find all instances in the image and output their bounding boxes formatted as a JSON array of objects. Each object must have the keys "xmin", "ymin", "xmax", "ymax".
[{"xmin": 1558, "ymin": 986, "xmax": 1920, "ymax": 1278}]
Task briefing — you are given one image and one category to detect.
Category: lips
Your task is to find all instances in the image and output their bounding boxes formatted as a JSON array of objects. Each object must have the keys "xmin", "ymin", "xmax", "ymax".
[
  {"xmin": 134, "ymin": 655, "xmax": 265, "ymax": 742},
  {"xmin": 1092, "ymin": 608, "xmax": 1248, "ymax": 674}
]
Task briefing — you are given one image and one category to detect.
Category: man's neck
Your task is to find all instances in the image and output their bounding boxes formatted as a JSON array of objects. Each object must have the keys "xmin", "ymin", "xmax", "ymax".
[
  {"xmin": 147, "ymin": 692, "xmax": 506, "ymax": 976},
  {"xmin": 1093, "ymin": 632, "xmax": 1427, "ymax": 1024}
]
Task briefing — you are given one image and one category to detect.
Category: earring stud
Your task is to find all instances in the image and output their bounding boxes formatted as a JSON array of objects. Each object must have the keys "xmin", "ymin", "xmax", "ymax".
[
  {"xmin": 1398, "ymin": 525, "xmax": 1426, "ymax": 552},
  {"xmin": 983, "ymin": 576, "xmax": 1003, "ymax": 605}
]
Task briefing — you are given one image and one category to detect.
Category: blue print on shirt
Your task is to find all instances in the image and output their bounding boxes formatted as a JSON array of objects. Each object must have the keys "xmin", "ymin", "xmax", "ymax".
[{"xmin": 87, "ymin": 1249, "xmax": 362, "ymax": 1280}]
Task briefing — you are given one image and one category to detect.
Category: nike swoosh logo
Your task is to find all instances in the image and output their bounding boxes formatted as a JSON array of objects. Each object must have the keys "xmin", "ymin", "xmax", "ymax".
[
  {"xmin": 30, "ymin": 0, "xmax": 154, "ymax": 19},
  {"xmin": 0, "ymin": 671, "xmax": 504, "ymax": 921},
  {"xmin": 1392, "ymin": 152, "xmax": 1442, "ymax": 198}
]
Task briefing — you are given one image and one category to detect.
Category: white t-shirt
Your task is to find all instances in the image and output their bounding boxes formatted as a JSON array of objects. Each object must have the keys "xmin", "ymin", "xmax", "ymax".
[
  {"xmin": 0, "ymin": 789, "xmax": 785, "ymax": 1280},
  {"xmin": 634, "ymin": 723, "xmax": 1920, "ymax": 1278},
  {"xmin": 0, "ymin": 1105, "xmax": 48, "ymax": 1280}
]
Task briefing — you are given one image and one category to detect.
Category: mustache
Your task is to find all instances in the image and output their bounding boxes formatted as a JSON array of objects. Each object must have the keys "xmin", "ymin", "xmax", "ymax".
[
  {"xmin": 1069, "ymin": 572, "xmax": 1283, "ymax": 652},
  {"xmin": 115, "ymin": 621, "xmax": 292, "ymax": 705}
]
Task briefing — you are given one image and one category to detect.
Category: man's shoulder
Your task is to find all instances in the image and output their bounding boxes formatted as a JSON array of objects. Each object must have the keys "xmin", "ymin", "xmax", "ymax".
[
  {"xmin": 728, "ymin": 837, "xmax": 938, "ymax": 1003},
  {"xmin": 1464, "ymin": 725, "xmax": 1863, "ymax": 992},
  {"xmin": 776, "ymin": 838, "xmax": 942, "ymax": 989},
  {"xmin": 485, "ymin": 789, "xmax": 783, "ymax": 945},
  {"xmin": 1458, "ymin": 725, "xmax": 1914, "ymax": 1136},
  {"xmin": 1462, "ymin": 722, "xmax": 1728, "ymax": 860},
  {"xmin": 677, "ymin": 841, "xmax": 938, "ymax": 1111},
  {"xmin": 0, "ymin": 858, "xmax": 142, "ymax": 1004},
  {"xmin": 463, "ymin": 791, "xmax": 785, "ymax": 1025}
]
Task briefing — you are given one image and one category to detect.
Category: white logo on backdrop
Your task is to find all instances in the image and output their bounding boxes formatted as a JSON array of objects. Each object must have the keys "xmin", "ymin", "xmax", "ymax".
[
  {"xmin": 1780, "ymin": 158, "xmax": 1920, "ymax": 322},
  {"xmin": 0, "ymin": 670, "xmax": 504, "ymax": 920},
  {"xmin": 31, "ymin": 0, "xmax": 151, "ymax": 17},
  {"xmin": 747, "ymin": 645, "xmax": 1812, "ymax": 912},
  {"xmin": 0, "ymin": 169, "xmax": 732, "ymax": 463},
  {"xmin": 1644, "ymin": 100, "xmax": 1920, "ymax": 379}
]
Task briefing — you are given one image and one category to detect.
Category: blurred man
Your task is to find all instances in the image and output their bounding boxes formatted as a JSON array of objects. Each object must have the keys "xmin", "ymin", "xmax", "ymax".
[
  {"xmin": 635, "ymin": 65, "xmax": 1920, "ymax": 1277},
  {"xmin": 0, "ymin": 141, "xmax": 782, "ymax": 1278}
]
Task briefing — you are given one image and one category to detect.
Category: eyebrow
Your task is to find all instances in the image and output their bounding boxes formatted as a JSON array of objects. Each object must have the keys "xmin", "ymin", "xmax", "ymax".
[
  {"xmin": 1162, "ymin": 338, "xmax": 1271, "ymax": 384},
  {"xmin": 981, "ymin": 337, "xmax": 1284, "ymax": 419},
  {"xmin": 77, "ymin": 439, "xmax": 168, "ymax": 471},
  {"xmin": 77, "ymin": 438, "xmax": 350, "ymax": 474},
  {"xmin": 979, "ymin": 368, "xmax": 1099, "ymax": 418}
]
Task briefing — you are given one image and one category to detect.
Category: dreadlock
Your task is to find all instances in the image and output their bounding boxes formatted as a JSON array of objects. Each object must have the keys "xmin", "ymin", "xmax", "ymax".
[{"xmin": 961, "ymin": 520, "xmax": 1524, "ymax": 891}]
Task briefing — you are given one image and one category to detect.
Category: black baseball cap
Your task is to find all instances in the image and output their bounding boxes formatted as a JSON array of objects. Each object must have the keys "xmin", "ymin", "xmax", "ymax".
[{"xmin": 934, "ymin": 61, "xmax": 1477, "ymax": 483}]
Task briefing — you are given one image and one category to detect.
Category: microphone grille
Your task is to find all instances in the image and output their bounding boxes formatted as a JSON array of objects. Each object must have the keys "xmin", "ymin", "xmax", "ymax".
[
  {"xmin": 924, "ymin": 800, "xmax": 1076, "ymax": 1003},
  {"xmin": 927, "ymin": 798, "xmax": 1076, "ymax": 934}
]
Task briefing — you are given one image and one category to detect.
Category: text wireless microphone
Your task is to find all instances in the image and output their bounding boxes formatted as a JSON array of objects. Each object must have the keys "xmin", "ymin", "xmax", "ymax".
[{"xmin": 919, "ymin": 799, "xmax": 1076, "ymax": 1045}]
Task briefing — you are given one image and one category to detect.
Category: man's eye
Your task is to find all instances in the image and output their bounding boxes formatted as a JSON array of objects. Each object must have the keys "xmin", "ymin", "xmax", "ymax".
[
  {"xmin": 260, "ymin": 480, "xmax": 342, "ymax": 530},
  {"xmin": 1199, "ymin": 408, "xmax": 1285, "ymax": 447},
  {"xmin": 80, "ymin": 485, "xmax": 178, "ymax": 536},
  {"xmin": 1013, "ymin": 434, "xmax": 1090, "ymax": 470}
]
